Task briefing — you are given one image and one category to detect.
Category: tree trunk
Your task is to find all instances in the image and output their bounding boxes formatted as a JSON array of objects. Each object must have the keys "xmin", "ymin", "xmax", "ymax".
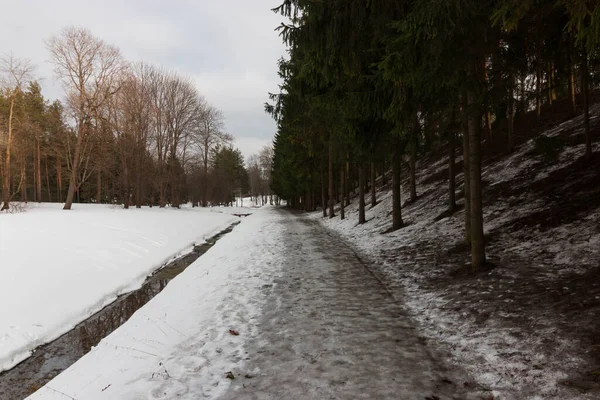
[
  {"xmin": 370, "ymin": 162, "xmax": 377, "ymax": 208},
  {"xmin": 448, "ymin": 133, "xmax": 456, "ymax": 212},
  {"xmin": 97, "ymin": 169, "xmax": 102, "ymax": 203},
  {"xmin": 36, "ymin": 140, "xmax": 42, "ymax": 203},
  {"xmin": 358, "ymin": 164, "xmax": 366, "ymax": 224},
  {"xmin": 170, "ymin": 185, "xmax": 177, "ymax": 208},
  {"xmin": 409, "ymin": 143, "xmax": 417, "ymax": 202},
  {"xmin": 1, "ymin": 98, "xmax": 15, "ymax": 211},
  {"xmin": 135, "ymin": 175, "xmax": 142, "ymax": 208},
  {"xmin": 135, "ymin": 154, "xmax": 143, "ymax": 208},
  {"xmin": 423, "ymin": 119, "xmax": 432, "ymax": 149},
  {"xmin": 467, "ymin": 88, "xmax": 486, "ymax": 269},
  {"xmin": 508, "ymin": 72, "xmax": 515, "ymax": 152},
  {"xmin": 340, "ymin": 166, "xmax": 345, "ymax": 220},
  {"xmin": 334, "ymin": 169, "xmax": 339, "ymax": 204},
  {"xmin": 20, "ymin": 160, "xmax": 27, "ymax": 203},
  {"xmin": 547, "ymin": 66, "xmax": 552, "ymax": 106},
  {"xmin": 392, "ymin": 150, "xmax": 402, "ymax": 230},
  {"xmin": 125, "ymin": 162, "xmax": 132, "ymax": 209},
  {"xmin": 159, "ymin": 179, "xmax": 166, "ymax": 207},
  {"xmin": 568, "ymin": 40, "xmax": 577, "ymax": 115},
  {"xmin": 45, "ymin": 157, "xmax": 51, "ymax": 202},
  {"xmin": 462, "ymin": 95, "xmax": 471, "ymax": 245},
  {"xmin": 535, "ymin": 17, "xmax": 542, "ymax": 119},
  {"xmin": 550, "ymin": 62, "xmax": 556, "ymax": 102},
  {"xmin": 170, "ymin": 157, "xmax": 179, "ymax": 209},
  {"xmin": 33, "ymin": 151, "xmax": 38, "ymax": 203},
  {"xmin": 484, "ymin": 112, "xmax": 492, "ymax": 142},
  {"xmin": 321, "ymin": 165, "xmax": 327, "ymax": 218},
  {"xmin": 328, "ymin": 142, "xmax": 335, "ymax": 218},
  {"xmin": 345, "ymin": 160, "xmax": 350, "ymax": 206},
  {"xmin": 582, "ymin": 50, "xmax": 592, "ymax": 160},
  {"xmin": 202, "ymin": 154, "xmax": 209, "ymax": 207},
  {"xmin": 520, "ymin": 75, "xmax": 526, "ymax": 114},
  {"xmin": 63, "ymin": 122, "xmax": 85, "ymax": 210},
  {"xmin": 484, "ymin": 58, "xmax": 492, "ymax": 141},
  {"xmin": 536, "ymin": 58, "xmax": 542, "ymax": 117},
  {"xmin": 57, "ymin": 157, "xmax": 63, "ymax": 203}
]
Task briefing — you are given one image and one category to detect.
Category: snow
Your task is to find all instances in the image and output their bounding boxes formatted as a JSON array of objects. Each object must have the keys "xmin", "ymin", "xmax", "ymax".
[
  {"xmin": 0, "ymin": 203, "xmax": 237, "ymax": 373},
  {"xmin": 203, "ymin": 197, "xmax": 265, "ymax": 217},
  {"xmin": 209, "ymin": 206, "xmax": 257, "ymax": 216},
  {"xmin": 27, "ymin": 207, "xmax": 284, "ymax": 400},
  {"xmin": 28, "ymin": 207, "xmax": 471, "ymax": 400}
]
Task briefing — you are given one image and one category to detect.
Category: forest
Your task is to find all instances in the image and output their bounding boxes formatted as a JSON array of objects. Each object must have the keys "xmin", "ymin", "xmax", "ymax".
[
  {"xmin": 268, "ymin": 0, "xmax": 600, "ymax": 270},
  {"xmin": 0, "ymin": 27, "xmax": 274, "ymax": 212}
]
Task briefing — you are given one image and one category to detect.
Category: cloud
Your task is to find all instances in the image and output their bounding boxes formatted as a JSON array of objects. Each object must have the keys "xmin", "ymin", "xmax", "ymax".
[{"xmin": 0, "ymin": 0, "xmax": 286, "ymax": 146}]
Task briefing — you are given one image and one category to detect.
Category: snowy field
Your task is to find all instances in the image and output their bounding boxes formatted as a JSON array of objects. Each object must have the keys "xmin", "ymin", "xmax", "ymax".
[
  {"xmin": 27, "ymin": 207, "xmax": 283, "ymax": 400},
  {"xmin": 0, "ymin": 203, "xmax": 238, "ymax": 373}
]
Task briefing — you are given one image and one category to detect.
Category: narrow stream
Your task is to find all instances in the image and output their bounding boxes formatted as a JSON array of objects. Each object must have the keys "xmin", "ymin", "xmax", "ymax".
[{"xmin": 0, "ymin": 222, "xmax": 239, "ymax": 400}]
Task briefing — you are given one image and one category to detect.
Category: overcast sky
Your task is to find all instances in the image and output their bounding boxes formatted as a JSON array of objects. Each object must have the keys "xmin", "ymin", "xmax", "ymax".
[{"xmin": 0, "ymin": 0, "xmax": 286, "ymax": 160}]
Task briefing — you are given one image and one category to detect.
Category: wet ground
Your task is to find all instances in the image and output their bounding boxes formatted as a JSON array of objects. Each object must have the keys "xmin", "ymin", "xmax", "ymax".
[
  {"xmin": 0, "ymin": 223, "xmax": 238, "ymax": 400},
  {"xmin": 221, "ymin": 210, "xmax": 469, "ymax": 400}
]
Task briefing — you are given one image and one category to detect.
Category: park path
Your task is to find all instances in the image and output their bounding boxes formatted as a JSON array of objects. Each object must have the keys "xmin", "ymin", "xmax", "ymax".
[{"xmin": 221, "ymin": 209, "xmax": 466, "ymax": 399}]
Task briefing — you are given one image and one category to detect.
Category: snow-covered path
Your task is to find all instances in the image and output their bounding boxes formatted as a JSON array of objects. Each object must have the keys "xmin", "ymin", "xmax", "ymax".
[
  {"xmin": 222, "ymin": 209, "xmax": 465, "ymax": 399},
  {"xmin": 29, "ymin": 207, "xmax": 466, "ymax": 399}
]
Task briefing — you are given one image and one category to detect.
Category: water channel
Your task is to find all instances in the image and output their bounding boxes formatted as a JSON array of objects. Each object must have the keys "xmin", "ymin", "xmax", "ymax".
[{"xmin": 0, "ymin": 222, "xmax": 239, "ymax": 400}]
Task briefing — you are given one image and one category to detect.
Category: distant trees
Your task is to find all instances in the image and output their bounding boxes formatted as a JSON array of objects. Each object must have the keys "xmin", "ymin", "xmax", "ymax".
[
  {"xmin": 247, "ymin": 145, "xmax": 274, "ymax": 206},
  {"xmin": 0, "ymin": 55, "xmax": 33, "ymax": 211},
  {"xmin": 0, "ymin": 26, "xmax": 250, "ymax": 210},
  {"xmin": 197, "ymin": 105, "xmax": 232, "ymax": 206},
  {"xmin": 268, "ymin": 0, "xmax": 600, "ymax": 270},
  {"xmin": 210, "ymin": 146, "xmax": 248, "ymax": 206},
  {"xmin": 111, "ymin": 62, "xmax": 154, "ymax": 209}
]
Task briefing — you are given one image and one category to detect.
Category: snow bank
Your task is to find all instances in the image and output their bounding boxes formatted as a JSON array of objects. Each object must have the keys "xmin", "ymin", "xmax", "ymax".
[
  {"xmin": 0, "ymin": 203, "xmax": 237, "ymax": 372},
  {"xmin": 27, "ymin": 207, "xmax": 282, "ymax": 400}
]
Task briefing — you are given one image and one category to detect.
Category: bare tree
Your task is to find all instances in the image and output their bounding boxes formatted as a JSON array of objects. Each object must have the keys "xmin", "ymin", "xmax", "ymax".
[
  {"xmin": 163, "ymin": 73, "xmax": 203, "ymax": 207},
  {"xmin": 0, "ymin": 54, "xmax": 33, "ymax": 211},
  {"xmin": 246, "ymin": 145, "xmax": 274, "ymax": 206},
  {"xmin": 126, "ymin": 62, "xmax": 154, "ymax": 208},
  {"xmin": 104, "ymin": 72, "xmax": 130, "ymax": 207},
  {"xmin": 197, "ymin": 105, "xmax": 231, "ymax": 206},
  {"xmin": 258, "ymin": 145, "xmax": 273, "ymax": 205},
  {"xmin": 147, "ymin": 66, "xmax": 169, "ymax": 206},
  {"xmin": 47, "ymin": 26, "xmax": 126, "ymax": 210},
  {"xmin": 247, "ymin": 154, "xmax": 262, "ymax": 204}
]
